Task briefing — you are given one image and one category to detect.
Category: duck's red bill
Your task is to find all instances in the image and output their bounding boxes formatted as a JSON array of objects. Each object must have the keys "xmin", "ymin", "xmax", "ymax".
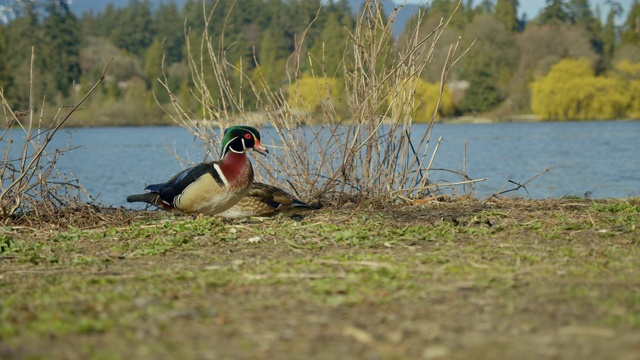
[{"xmin": 253, "ymin": 140, "xmax": 268, "ymax": 156}]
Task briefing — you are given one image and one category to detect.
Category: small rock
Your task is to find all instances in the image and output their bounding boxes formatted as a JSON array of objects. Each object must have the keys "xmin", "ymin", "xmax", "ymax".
[
  {"xmin": 343, "ymin": 325, "xmax": 374, "ymax": 344},
  {"xmin": 422, "ymin": 345, "xmax": 450, "ymax": 359}
]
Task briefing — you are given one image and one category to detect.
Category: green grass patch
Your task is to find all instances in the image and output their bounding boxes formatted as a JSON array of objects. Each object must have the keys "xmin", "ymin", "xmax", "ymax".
[{"xmin": 1, "ymin": 199, "xmax": 639, "ymax": 359}]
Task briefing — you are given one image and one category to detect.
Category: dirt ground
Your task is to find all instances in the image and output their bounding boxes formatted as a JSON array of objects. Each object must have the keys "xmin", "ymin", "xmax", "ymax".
[{"xmin": 1, "ymin": 197, "xmax": 639, "ymax": 359}]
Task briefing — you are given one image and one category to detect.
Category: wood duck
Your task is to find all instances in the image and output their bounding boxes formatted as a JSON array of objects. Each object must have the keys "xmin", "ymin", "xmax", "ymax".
[
  {"xmin": 217, "ymin": 182, "xmax": 321, "ymax": 218},
  {"xmin": 127, "ymin": 126, "xmax": 268, "ymax": 216}
]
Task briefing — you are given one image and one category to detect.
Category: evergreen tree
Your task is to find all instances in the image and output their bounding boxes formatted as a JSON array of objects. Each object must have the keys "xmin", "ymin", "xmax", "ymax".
[
  {"xmin": 460, "ymin": 14, "xmax": 518, "ymax": 113},
  {"xmin": 621, "ymin": 0, "xmax": 640, "ymax": 44},
  {"xmin": 290, "ymin": 0, "xmax": 323, "ymax": 37},
  {"xmin": 460, "ymin": 68, "xmax": 500, "ymax": 113},
  {"xmin": 79, "ymin": 11, "xmax": 97, "ymax": 37},
  {"xmin": 309, "ymin": 12, "xmax": 348, "ymax": 77},
  {"xmin": 539, "ymin": 0, "xmax": 571, "ymax": 24},
  {"xmin": 568, "ymin": 0, "xmax": 596, "ymax": 27},
  {"xmin": 5, "ymin": 3, "xmax": 47, "ymax": 109},
  {"xmin": 258, "ymin": 23, "xmax": 290, "ymax": 88},
  {"xmin": 567, "ymin": 0, "xmax": 602, "ymax": 56},
  {"xmin": 42, "ymin": 0, "xmax": 82, "ymax": 97},
  {"xmin": 154, "ymin": 1, "xmax": 185, "ymax": 65},
  {"xmin": 88, "ymin": 4, "xmax": 120, "ymax": 37},
  {"xmin": 601, "ymin": 1, "xmax": 623, "ymax": 67},
  {"xmin": 475, "ymin": 0, "xmax": 494, "ymax": 14},
  {"xmin": 144, "ymin": 39, "xmax": 165, "ymax": 100},
  {"xmin": 111, "ymin": 0, "xmax": 154, "ymax": 57},
  {"xmin": 423, "ymin": 0, "xmax": 468, "ymax": 29},
  {"xmin": 332, "ymin": 0, "xmax": 353, "ymax": 25},
  {"xmin": 0, "ymin": 25, "xmax": 10, "ymax": 91},
  {"xmin": 494, "ymin": 0, "xmax": 519, "ymax": 32}
]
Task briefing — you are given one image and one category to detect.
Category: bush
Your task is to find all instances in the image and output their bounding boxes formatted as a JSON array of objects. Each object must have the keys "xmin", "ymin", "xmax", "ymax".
[
  {"xmin": 613, "ymin": 59, "xmax": 640, "ymax": 119},
  {"xmin": 288, "ymin": 75, "xmax": 342, "ymax": 116},
  {"xmin": 392, "ymin": 78, "xmax": 454, "ymax": 122},
  {"xmin": 162, "ymin": 0, "xmax": 473, "ymax": 202},
  {"xmin": 531, "ymin": 58, "xmax": 632, "ymax": 120},
  {"xmin": 0, "ymin": 57, "xmax": 108, "ymax": 220}
]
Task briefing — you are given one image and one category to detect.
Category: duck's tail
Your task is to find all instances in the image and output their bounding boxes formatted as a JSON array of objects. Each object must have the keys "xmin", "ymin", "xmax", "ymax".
[
  {"xmin": 292, "ymin": 199, "xmax": 322, "ymax": 210},
  {"xmin": 126, "ymin": 193, "xmax": 162, "ymax": 206}
]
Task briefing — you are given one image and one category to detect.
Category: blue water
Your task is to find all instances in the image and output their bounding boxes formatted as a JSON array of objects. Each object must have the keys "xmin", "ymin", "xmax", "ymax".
[
  {"xmin": 424, "ymin": 121, "xmax": 639, "ymax": 199},
  {"xmin": 3, "ymin": 120, "xmax": 639, "ymax": 207}
]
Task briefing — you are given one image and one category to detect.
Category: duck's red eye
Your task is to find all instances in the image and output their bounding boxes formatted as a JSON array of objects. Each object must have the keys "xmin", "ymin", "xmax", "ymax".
[{"xmin": 244, "ymin": 133, "xmax": 252, "ymax": 140}]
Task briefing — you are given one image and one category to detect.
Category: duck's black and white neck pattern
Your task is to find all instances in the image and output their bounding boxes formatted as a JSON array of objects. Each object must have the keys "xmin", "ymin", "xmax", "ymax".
[{"xmin": 217, "ymin": 151, "xmax": 254, "ymax": 190}]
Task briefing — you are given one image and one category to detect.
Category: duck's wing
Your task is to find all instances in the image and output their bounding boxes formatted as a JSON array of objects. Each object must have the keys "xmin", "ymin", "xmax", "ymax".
[{"xmin": 145, "ymin": 163, "xmax": 225, "ymax": 205}]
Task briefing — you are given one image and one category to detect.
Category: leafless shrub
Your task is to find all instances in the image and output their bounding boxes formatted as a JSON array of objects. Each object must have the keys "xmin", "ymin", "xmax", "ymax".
[
  {"xmin": 159, "ymin": 0, "xmax": 476, "ymax": 205},
  {"xmin": 0, "ymin": 48, "xmax": 109, "ymax": 222}
]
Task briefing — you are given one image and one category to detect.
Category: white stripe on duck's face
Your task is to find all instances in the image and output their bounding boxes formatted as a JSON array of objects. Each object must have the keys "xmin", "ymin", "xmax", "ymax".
[{"xmin": 173, "ymin": 173, "xmax": 249, "ymax": 215}]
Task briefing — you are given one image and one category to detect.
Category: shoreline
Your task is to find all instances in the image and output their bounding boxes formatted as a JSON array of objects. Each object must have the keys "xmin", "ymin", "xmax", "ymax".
[{"xmin": 6, "ymin": 113, "xmax": 640, "ymax": 129}]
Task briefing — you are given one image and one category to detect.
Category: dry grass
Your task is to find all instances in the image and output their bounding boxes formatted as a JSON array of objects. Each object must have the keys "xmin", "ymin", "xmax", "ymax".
[{"xmin": 159, "ymin": 0, "xmax": 478, "ymax": 206}]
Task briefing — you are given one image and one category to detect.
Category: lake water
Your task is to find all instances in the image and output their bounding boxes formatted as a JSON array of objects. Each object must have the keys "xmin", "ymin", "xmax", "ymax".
[{"xmin": 3, "ymin": 120, "xmax": 639, "ymax": 208}]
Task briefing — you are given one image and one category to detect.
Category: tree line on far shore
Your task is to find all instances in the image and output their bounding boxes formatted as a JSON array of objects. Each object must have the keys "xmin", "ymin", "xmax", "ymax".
[{"xmin": 1, "ymin": 0, "xmax": 639, "ymax": 125}]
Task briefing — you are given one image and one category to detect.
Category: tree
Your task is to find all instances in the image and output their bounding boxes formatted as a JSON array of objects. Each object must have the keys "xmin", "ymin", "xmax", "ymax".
[
  {"xmin": 494, "ymin": 0, "xmax": 519, "ymax": 32},
  {"xmin": 144, "ymin": 39, "xmax": 166, "ymax": 101},
  {"xmin": 288, "ymin": 75, "xmax": 341, "ymax": 114},
  {"xmin": 568, "ymin": 0, "xmax": 597, "ymax": 28},
  {"xmin": 566, "ymin": 0, "xmax": 602, "ymax": 57},
  {"xmin": 411, "ymin": 78, "xmax": 455, "ymax": 121},
  {"xmin": 154, "ymin": 1, "xmax": 185, "ymax": 65},
  {"xmin": 475, "ymin": 0, "xmax": 494, "ymax": 14},
  {"xmin": 0, "ymin": 25, "xmax": 10, "ymax": 91},
  {"xmin": 567, "ymin": 0, "xmax": 600, "ymax": 38},
  {"xmin": 309, "ymin": 12, "xmax": 348, "ymax": 77},
  {"xmin": 289, "ymin": 0, "xmax": 323, "ymax": 39},
  {"xmin": 507, "ymin": 23, "xmax": 599, "ymax": 113},
  {"xmin": 42, "ymin": 0, "xmax": 82, "ymax": 97},
  {"xmin": 4, "ymin": 2, "xmax": 47, "ymax": 109},
  {"xmin": 538, "ymin": 0, "xmax": 571, "ymax": 24},
  {"xmin": 257, "ymin": 23, "xmax": 290, "ymax": 89},
  {"xmin": 613, "ymin": 60, "xmax": 640, "ymax": 117},
  {"xmin": 601, "ymin": 1, "xmax": 623, "ymax": 68},
  {"xmin": 460, "ymin": 14, "xmax": 518, "ymax": 113},
  {"xmin": 621, "ymin": 0, "xmax": 640, "ymax": 44},
  {"xmin": 401, "ymin": 14, "xmax": 461, "ymax": 82},
  {"xmin": 531, "ymin": 57, "xmax": 630, "ymax": 120},
  {"xmin": 83, "ymin": 3, "xmax": 119, "ymax": 37},
  {"xmin": 460, "ymin": 68, "xmax": 501, "ymax": 113},
  {"xmin": 330, "ymin": 0, "xmax": 353, "ymax": 26},
  {"xmin": 110, "ymin": 0, "xmax": 154, "ymax": 57}
]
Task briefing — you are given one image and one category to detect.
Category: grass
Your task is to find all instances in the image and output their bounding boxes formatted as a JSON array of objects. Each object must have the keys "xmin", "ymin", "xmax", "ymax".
[{"xmin": 1, "ymin": 197, "xmax": 639, "ymax": 359}]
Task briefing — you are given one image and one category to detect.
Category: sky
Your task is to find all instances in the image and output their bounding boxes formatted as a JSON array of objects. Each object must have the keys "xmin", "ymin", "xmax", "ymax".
[{"xmin": 401, "ymin": 0, "xmax": 634, "ymax": 21}]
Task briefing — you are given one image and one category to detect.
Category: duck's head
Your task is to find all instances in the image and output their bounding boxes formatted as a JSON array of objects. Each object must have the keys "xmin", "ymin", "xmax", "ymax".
[{"xmin": 221, "ymin": 126, "xmax": 269, "ymax": 157}]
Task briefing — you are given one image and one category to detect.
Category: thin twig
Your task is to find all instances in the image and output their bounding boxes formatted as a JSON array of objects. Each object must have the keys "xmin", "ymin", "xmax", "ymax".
[
  {"xmin": 485, "ymin": 167, "xmax": 553, "ymax": 203},
  {"xmin": 391, "ymin": 177, "xmax": 488, "ymax": 195}
]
